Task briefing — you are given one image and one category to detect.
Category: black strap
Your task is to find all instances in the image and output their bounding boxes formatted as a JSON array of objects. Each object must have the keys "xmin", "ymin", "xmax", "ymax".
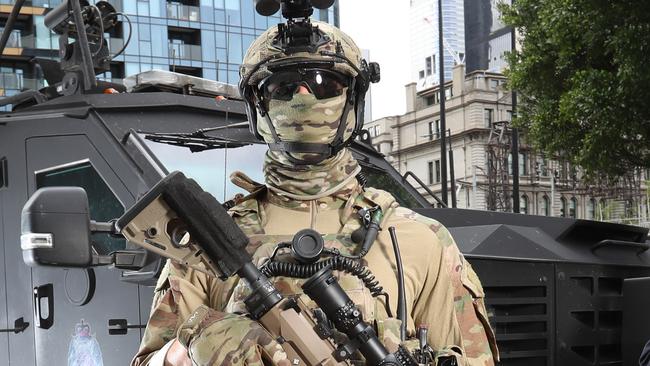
[{"xmin": 267, "ymin": 141, "xmax": 333, "ymax": 155}]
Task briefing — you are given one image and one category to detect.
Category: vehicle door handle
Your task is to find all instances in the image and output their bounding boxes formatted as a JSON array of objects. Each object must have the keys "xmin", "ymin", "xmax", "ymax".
[
  {"xmin": 108, "ymin": 318, "xmax": 146, "ymax": 335},
  {"xmin": 0, "ymin": 317, "xmax": 29, "ymax": 333},
  {"xmin": 33, "ymin": 284, "xmax": 54, "ymax": 329}
]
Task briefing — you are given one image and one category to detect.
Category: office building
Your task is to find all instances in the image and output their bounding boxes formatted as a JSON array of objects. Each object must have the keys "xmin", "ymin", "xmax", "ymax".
[
  {"xmin": 464, "ymin": 0, "xmax": 511, "ymax": 73},
  {"xmin": 410, "ymin": 0, "xmax": 465, "ymax": 91}
]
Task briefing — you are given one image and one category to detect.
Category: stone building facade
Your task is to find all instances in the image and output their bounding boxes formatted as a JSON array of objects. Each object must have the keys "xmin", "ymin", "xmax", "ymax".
[{"xmin": 365, "ymin": 65, "xmax": 650, "ymax": 226}]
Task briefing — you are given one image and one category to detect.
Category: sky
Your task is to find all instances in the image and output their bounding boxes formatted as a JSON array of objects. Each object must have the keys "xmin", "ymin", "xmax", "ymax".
[{"xmin": 338, "ymin": 1, "xmax": 411, "ymax": 121}]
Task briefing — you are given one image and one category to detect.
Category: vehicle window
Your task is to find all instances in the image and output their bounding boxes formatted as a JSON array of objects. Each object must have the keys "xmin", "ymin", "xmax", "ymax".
[
  {"xmin": 36, "ymin": 162, "xmax": 126, "ymax": 255},
  {"xmin": 143, "ymin": 139, "xmax": 268, "ymax": 201},
  {"xmin": 361, "ymin": 164, "xmax": 423, "ymax": 208}
]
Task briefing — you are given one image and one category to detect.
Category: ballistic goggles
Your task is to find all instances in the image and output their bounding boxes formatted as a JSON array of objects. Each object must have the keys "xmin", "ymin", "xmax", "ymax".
[{"xmin": 258, "ymin": 68, "xmax": 350, "ymax": 107}]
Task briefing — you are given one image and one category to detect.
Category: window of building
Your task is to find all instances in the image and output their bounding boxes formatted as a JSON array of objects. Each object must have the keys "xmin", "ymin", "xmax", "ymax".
[
  {"xmin": 435, "ymin": 160, "xmax": 441, "ymax": 183},
  {"xmin": 507, "ymin": 153, "xmax": 513, "ymax": 175},
  {"xmin": 425, "ymin": 56, "xmax": 432, "ymax": 76},
  {"xmin": 36, "ymin": 161, "xmax": 126, "ymax": 255},
  {"xmin": 569, "ymin": 197, "xmax": 577, "ymax": 218},
  {"xmin": 426, "ymin": 95, "xmax": 435, "ymax": 106},
  {"xmin": 598, "ymin": 199, "xmax": 607, "ymax": 220},
  {"xmin": 587, "ymin": 198, "xmax": 596, "ymax": 220},
  {"xmin": 428, "ymin": 119, "xmax": 440, "ymax": 140},
  {"xmin": 419, "ymin": 70, "xmax": 425, "ymax": 79},
  {"xmin": 519, "ymin": 152, "xmax": 527, "ymax": 176},
  {"xmin": 537, "ymin": 158, "xmax": 549, "ymax": 177},
  {"xmin": 561, "ymin": 197, "xmax": 567, "ymax": 217},
  {"xmin": 489, "ymin": 79, "xmax": 499, "ymax": 89},
  {"xmin": 541, "ymin": 195, "xmax": 550, "ymax": 216},
  {"xmin": 445, "ymin": 87, "xmax": 452, "ymax": 100},
  {"xmin": 521, "ymin": 195, "xmax": 529, "ymax": 214},
  {"xmin": 427, "ymin": 161, "xmax": 434, "ymax": 185},
  {"xmin": 484, "ymin": 108, "xmax": 493, "ymax": 127},
  {"xmin": 507, "ymin": 110, "xmax": 513, "ymax": 121}
]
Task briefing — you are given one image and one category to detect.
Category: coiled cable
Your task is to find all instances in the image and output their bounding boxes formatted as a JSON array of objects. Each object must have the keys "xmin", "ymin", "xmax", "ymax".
[{"xmin": 261, "ymin": 256, "xmax": 393, "ymax": 318}]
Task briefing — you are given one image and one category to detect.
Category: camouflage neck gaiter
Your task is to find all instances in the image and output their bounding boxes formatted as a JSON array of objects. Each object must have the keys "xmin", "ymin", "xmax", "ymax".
[{"xmin": 264, "ymin": 148, "xmax": 361, "ymax": 200}]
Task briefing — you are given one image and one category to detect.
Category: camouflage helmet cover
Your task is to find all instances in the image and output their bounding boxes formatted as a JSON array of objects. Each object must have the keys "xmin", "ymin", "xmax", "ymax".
[
  {"xmin": 239, "ymin": 20, "xmax": 374, "ymax": 163},
  {"xmin": 240, "ymin": 21, "xmax": 364, "ymax": 86}
]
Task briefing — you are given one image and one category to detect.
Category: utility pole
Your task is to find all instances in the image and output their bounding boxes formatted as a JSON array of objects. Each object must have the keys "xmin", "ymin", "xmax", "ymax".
[
  {"xmin": 438, "ymin": 0, "xmax": 448, "ymax": 205},
  {"xmin": 510, "ymin": 25, "xmax": 520, "ymax": 213},
  {"xmin": 448, "ymin": 129, "xmax": 456, "ymax": 208}
]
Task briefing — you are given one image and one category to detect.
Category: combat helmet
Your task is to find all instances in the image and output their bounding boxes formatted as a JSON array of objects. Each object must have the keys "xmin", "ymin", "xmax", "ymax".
[{"xmin": 239, "ymin": 18, "xmax": 380, "ymax": 164}]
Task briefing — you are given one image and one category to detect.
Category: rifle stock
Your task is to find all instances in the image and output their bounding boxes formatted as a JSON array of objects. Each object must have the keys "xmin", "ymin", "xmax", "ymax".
[{"xmin": 117, "ymin": 171, "xmax": 346, "ymax": 366}]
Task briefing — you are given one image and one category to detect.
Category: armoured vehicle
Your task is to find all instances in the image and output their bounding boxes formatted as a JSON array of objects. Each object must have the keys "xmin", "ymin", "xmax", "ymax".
[{"xmin": 1, "ymin": 1, "xmax": 649, "ymax": 365}]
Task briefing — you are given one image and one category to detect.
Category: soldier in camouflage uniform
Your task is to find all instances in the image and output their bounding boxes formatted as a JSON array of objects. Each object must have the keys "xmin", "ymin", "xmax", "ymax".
[{"xmin": 132, "ymin": 20, "xmax": 498, "ymax": 366}]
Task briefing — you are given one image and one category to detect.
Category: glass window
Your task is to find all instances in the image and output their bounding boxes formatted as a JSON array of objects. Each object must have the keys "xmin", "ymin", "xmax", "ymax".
[
  {"xmin": 34, "ymin": 15, "xmax": 55, "ymax": 50},
  {"xmin": 484, "ymin": 108, "xmax": 493, "ymax": 127},
  {"xmin": 435, "ymin": 160, "xmax": 441, "ymax": 183},
  {"xmin": 242, "ymin": 34, "xmax": 256, "ymax": 54},
  {"xmin": 427, "ymin": 161, "xmax": 433, "ymax": 185},
  {"xmin": 144, "ymin": 137, "xmax": 267, "ymax": 201},
  {"xmin": 36, "ymin": 162, "xmax": 126, "ymax": 255},
  {"xmin": 570, "ymin": 197, "xmax": 577, "ymax": 218},
  {"xmin": 138, "ymin": 1, "xmax": 150, "ymax": 16},
  {"xmin": 139, "ymin": 40, "xmax": 152, "ymax": 56},
  {"xmin": 419, "ymin": 70, "xmax": 425, "ymax": 79},
  {"xmin": 425, "ymin": 56, "xmax": 432, "ymax": 76},
  {"xmin": 201, "ymin": 30, "xmax": 216, "ymax": 60},
  {"xmin": 587, "ymin": 199, "xmax": 596, "ymax": 220},
  {"xmin": 519, "ymin": 152, "xmax": 527, "ymax": 176},
  {"xmin": 241, "ymin": 0, "xmax": 255, "ymax": 27},
  {"xmin": 151, "ymin": 25, "xmax": 167, "ymax": 57},
  {"xmin": 541, "ymin": 195, "xmax": 550, "ymax": 216},
  {"xmin": 225, "ymin": 0, "xmax": 239, "ymax": 10},
  {"xmin": 521, "ymin": 195, "xmax": 528, "ymax": 214},
  {"xmin": 138, "ymin": 23, "xmax": 151, "ymax": 41},
  {"xmin": 125, "ymin": 62, "xmax": 141, "ymax": 77},
  {"xmin": 228, "ymin": 33, "xmax": 242, "ymax": 64},
  {"xmin": 561, "ymin": 197, "xmax": 567, "ymax": 217},
  {"xmin": 149, "ymin": 0, "xmax": 162, "ymax": 17},
  {"xmin": 123, "ymin": 0, "xmax": 137, "ymax": 14}
]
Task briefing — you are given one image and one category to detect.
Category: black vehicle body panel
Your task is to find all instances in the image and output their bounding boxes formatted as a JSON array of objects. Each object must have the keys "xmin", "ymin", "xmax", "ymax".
[{"xmin": 419, "ymin": 208, "xmax": 650, "ymax": 365}]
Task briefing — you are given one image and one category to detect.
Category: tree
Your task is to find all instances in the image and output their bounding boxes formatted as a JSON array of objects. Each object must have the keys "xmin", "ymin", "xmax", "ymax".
[{"xmin": 500, "ymin": 0, "xmax": 650, "ymax": 178}]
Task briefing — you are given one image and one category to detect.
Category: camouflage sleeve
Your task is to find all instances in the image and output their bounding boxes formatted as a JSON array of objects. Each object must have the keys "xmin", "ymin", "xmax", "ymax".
[
  {"xmin": 130, "ymin": 260, "xmax": 238, "ymax": 366},
  {"xmin": 432, "ymin": 223, "xmax": 499, "ymax": 365}
]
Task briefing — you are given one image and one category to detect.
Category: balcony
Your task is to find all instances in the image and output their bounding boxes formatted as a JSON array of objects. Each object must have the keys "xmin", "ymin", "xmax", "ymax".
[
  {"xmin": 0, "ymin": 73, "xmax": 45, "ymax": 93},
  {"xmin": 0, "ymin": 30, "xmax": 35, "ymax": 49},
  {"xmin": 167, "ymin": 3, "xmax": 200, "ymax": 22},
  {"xmin": 168, "ymin": 42, "xmax": 201, "ymax": 61}
]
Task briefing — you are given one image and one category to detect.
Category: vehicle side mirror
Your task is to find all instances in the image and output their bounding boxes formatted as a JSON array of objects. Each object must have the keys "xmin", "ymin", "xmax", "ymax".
[{"xmin": 21, "ymin": 187, "xmax": 93, "ymax": 267}]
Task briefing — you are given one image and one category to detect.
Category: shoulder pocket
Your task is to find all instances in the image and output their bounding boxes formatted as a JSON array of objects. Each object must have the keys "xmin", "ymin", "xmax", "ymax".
[{"xmin": 460, "ymin": 258, "xmax": 499, "ymax": 362}]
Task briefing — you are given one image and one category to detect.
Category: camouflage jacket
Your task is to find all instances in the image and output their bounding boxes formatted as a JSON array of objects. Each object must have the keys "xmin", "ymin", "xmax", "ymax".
[{"xmin": 131, "ymin": 180, "xmax": 498, "ymax": 366}]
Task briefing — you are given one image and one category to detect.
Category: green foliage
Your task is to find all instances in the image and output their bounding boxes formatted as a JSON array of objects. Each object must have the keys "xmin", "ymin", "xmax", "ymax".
[{"xmin": 500, "ymin": 0, "xmax": 650, "ymax": 177}]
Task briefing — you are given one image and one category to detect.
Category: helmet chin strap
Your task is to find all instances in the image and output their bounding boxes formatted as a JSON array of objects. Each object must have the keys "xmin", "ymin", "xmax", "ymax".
[{"xmin": 255, "ymin": 79, "xmax": 357, "ymax": 166}]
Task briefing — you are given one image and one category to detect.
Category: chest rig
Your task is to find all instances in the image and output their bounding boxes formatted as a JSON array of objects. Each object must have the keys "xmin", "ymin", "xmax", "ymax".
[{"xmin": 224, "ymin": 172, "xmax": 399, "ymax": 334}]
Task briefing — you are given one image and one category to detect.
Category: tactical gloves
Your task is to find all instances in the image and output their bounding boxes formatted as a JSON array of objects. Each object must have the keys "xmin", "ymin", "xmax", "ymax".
[{"xmin": 177, "ymin": 305, "xmax": 289, "ymax": 366}]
